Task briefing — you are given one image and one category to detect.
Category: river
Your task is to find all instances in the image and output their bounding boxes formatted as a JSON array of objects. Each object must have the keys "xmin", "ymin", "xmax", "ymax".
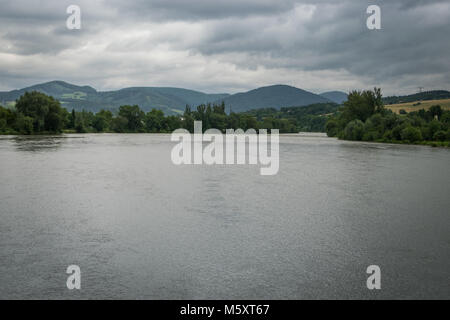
[{"xmin": 0, "ymin": 133, "xmax": 449, "ymax": 299}]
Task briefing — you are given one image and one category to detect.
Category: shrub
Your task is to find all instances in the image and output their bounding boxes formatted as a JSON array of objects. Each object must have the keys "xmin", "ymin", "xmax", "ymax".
[
  {"xmin": 401, "ymin": 126, "xmax": 422, "ymax": 142},
  {"xmin": 382, "ymin": 130, "xmax": 393, "ymax": 142},
  {"xmin": 428, "ymin": 120, "xmax": 442, "ymax": 137},
  {"xmin": 392, "ymin": 124, "xmax": 404, "ymax": 140},
  {"xmin": 325, "ymin": 119, "xmax": 339, "ymax": 137},
  {"xmin": 343, "ymin": 120, "xmax": 365, "ymax": 141},
  {"xmin": 14, "ymin": 115, "xmax": 34, "ymax": 134},
  {"xmin": 433, "ymin": 130, "xmax": 447, "ymax": 142},
  {"xmin": 0, "ymin": 118, "xmax": 6, "ymax": 132},
  {"xmin": 362, "ymin": 130, "xmax": 381, "ymax": 141},
  {"xmin": 420, "ymin": 126, "xmax": 432, "ymax": 140}
]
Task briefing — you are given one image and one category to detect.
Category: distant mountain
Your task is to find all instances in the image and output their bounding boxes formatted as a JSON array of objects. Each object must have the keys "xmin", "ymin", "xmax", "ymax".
[
  {"xmin": 320, "ymin": 91, "xmax": 348, "ymax": 104},
  {"xmin": 216, "ymin": 85, "xmax": 331, "ymax": 113},
  {"xmin": 0, "ymin": 81, "xmax": 229, "ymax": 114},
  {"xmin": 0, "ymin": 81, "xmax": 341, "ymax": 114},
  {"xmin": 383, "ymin": 90, "xmax": 450, "ymax": 105}
]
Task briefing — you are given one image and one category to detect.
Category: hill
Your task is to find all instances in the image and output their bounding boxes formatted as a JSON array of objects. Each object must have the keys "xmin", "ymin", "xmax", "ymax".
[
  {"xmin": 0, "ymin": 81, "xmax": 349, "ymax": 115},
  {"xmin": 215, "ymin": 85, "xmax": 331, "ymax": 113},
  {"xmin": 319, "ymin": 91, "xmax": 347, "ymax": 104},
  {"xmin": 0, "ymin": 81, "xmax": 229, "ymax": 114},
  {"xmin": 385, "ymin": 99, "xmax": 450, "ymax": 114},
  {"xmin": 382, "ymin": 90, "xmax": 450, "ymax": 105}
]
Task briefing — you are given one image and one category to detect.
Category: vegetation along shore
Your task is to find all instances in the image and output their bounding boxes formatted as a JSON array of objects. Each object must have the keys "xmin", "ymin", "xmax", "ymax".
[{"xmin": 1, "ymin": 89, "xmax": 449, "ymax": 147}]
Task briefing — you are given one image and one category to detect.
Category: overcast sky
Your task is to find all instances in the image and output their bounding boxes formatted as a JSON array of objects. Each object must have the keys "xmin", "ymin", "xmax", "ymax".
[{"xmin": 0, "ymin": 0, "xmax": 449, "ymax": 95}]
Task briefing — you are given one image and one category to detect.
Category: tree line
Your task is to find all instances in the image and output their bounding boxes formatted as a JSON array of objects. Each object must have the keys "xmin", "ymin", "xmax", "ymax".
[
  {"xmin": 244, "ymin": 103, "xmax": 338, "ymax": 132},
  {"xmin": 325, "ymin": 88, "xmax": 450, "ymax": 146},
  {"xmin": 0, "ymin": 91, "xmax": 334, "ymax": 135}
]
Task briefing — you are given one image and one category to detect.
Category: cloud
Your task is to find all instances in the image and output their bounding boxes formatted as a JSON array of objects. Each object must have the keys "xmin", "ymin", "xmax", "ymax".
[{"xmin": 0, "ymin": 0, "xmax": 448, "ymax": 95}]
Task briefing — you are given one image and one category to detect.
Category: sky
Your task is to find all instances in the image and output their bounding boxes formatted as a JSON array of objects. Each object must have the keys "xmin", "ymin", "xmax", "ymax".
[{"xmin": 0, "ymin": 0, "xmax": 449, "ymax": 96}]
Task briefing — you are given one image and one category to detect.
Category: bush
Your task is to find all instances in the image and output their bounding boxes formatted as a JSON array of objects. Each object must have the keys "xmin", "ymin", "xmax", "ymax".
[
  {"xmin": 392, "ymin": 124, "xmax": 404, "ymax": 140},
  {"xmin": 433, "ymin": 130, "xmax": 447, "ymax": 142},
  {"xmin": 325, "ymin": 119, "xmax": 339, "ymax": 137},
  {"xmin": 14, "ymin": 115, "xmax": 34, "ymax": 134},
  {"xmin": 401, "ymin": 126, "xmax": 422, "ymax": 142},
  {"xmin": 362, "ymin": 130, "xmax": 381, "ymax": 141},
  {"xmin": 343, "ymin": 120, "xmax": 365, "ymax": 141},
  {"xmin": 0, "ymin": 118, "xmax": 6, "ymax": 132},
  {"xmin": 15, "ymin": 91, "xmax": 64, "ymax": 133},
  {"xmin": 428, "ymin": 120, "xmax": 442, "ymax": 137},
  {"xmin": 420, "ymin": 126, "xmax": 432, "ymax": 140}
]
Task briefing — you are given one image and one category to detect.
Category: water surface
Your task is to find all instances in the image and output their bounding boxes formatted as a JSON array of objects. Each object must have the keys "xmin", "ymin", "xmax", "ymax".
[{"xmin": 0, "ymin": 134, "xmax": 449, "ymax": 299}]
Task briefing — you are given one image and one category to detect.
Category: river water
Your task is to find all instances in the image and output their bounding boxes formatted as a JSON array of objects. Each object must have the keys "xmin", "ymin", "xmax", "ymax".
[{"xmin": 0, "ymin": 133, "xmax": 449, "ymax": 299}]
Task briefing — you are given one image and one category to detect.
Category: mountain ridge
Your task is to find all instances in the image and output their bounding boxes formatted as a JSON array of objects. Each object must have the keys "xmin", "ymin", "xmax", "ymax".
[
  {"xmin": 217, "ymin": 84, "xmax": 333, "ymax": 113},
  {"xmin": 319, "ymin": 91, "xmax": 348, "ymax": 104},
  {"xmin": 0, "ymin": 81, "xmax": 338, "ymax": 114},
  {"xmin": 0, "ymin": 81, "xmax": 231, "ymax": 114}
]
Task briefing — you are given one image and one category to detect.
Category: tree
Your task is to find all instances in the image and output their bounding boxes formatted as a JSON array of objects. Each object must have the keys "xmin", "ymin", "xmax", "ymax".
[
  {"xmin": 93, "ymin": 110, "xmax": 113, "ymax": 132},
  {"xmin": 145, "ymin": 109, "xmax": 165, "ymax": 132},
  {"xmin": 111, "ymin": 116, "xmax": 128, "ymax": 133},
  {"xmin": 401, "ymin": 126, "xmax": 422, "ymax": 142},
  {"xmin": 325, "ymin": 119, "xmax": 339, "ymax": 137},
  {"xmin": 0, "ymin": 106, "xmax": 15, "ymax": 133},
  {"xmin": 118, "ymin": 105, "xmax": 144, "ymax": 132},
  {"xmin": 433, "ymin": 130, "xmax": 446, "ymax": 142},
  {"xmin": 15, "ymin": 91, "xmax": 64, "ymax": 133},
  {"xmin": 14, "ymin": 114, "xmax": 34, "ymax": 134},
  {"xmin": 70, "ymin": 109, "xmax": 76, "ymax": 129},
  {"xmin": 429, "ymin": 105, "xmax": 443, "ymax": 120},
  {"xmin": 341, "ymin": 88, "xmax": 384, "ymax": 122},
  {"xmin": 343, "ymin": 120, "xmax": 365, "ymax": 140}
]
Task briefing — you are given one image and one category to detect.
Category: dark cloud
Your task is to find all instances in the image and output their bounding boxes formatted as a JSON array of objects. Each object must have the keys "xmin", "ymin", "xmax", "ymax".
[
  {"xmin": 0, "ymin": 0, "xmax": 448, "ymax": 95},
  {"xmin": 107, "ymin": 0, "xmax": 298, "ymax": 21}
]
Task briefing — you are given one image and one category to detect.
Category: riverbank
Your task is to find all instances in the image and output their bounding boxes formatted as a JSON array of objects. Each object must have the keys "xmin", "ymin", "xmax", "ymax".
[{"xmin": 335, "ymin": 137, "xmax": 450, "ymax": 148}]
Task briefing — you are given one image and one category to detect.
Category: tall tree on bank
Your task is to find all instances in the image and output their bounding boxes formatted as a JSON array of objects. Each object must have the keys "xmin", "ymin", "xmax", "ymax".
[{"xmin": 15, "ymin": 91, "xmax": 64, "ymax": 133}]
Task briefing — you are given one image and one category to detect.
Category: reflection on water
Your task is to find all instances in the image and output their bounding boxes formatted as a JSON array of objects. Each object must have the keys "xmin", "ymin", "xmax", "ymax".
[
  {"xmin": 11, "ymin": 135, "xmax": 67, "ymax": 152},
  {"xmin": 0, "ymin": 134, "xmax": 449, "ymax": 299}
]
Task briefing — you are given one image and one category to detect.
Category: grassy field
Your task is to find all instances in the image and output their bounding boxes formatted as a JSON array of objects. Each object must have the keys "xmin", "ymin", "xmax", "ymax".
[
  {"xmin": 61, "ymin": 91, "xmax": 87, "ymax": 99},
  {"xmin": 386, "ymin": 99, "xmax": 450, "ymax": 114}
]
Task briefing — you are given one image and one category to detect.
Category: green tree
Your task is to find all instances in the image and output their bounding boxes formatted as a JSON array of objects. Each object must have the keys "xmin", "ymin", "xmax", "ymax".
[
  {"xmin": 93, "ymin": 110, "xmax": 113, "ymax": 132},
  {"xmin": 429, "ymin": 105, "xmax": 443, "ymax": 120},
  {"xmin": 341, "ymin": 88, "xmax": 383, "ymax": 122},
  {"xmin": 343, "ymin": 120, "xmax": 365, "ymax": 140},
  {"xmin": 118, "ymin": 105, "xmax": 144, "ymax": 132},
  {"xmin": 14, "ymin": 114, "xmax": 34, "ymax": 134},
  {"xmin": 70, "ymin": 109, "xmax": 76, "ymax": 129},
  {"xmin": 401, "ymin": 126, "xmax": 422, "ymax": 142},
  {"xmin": 325, "ymin": 118, "xmax": 339, "ymax": 137},
  {"xmin": 145, "ymin": 109, "xmax": 165, "ymax": 132},
  {"xmin": 433, "ymin": 130, "xmax": 446, "ymax": 142},
  {"xmin": 15, "ymin": 91, "xmax": 64, "ymax": 133},
  {"xmin": 111, "ymin": 116, "xmax": 128, "ymax": 133}
]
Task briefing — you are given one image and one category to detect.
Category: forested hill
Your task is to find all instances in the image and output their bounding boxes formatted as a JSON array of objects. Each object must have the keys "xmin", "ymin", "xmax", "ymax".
[
  {"xmin": 0, "ymin": 82, "xmax": 335, "ymax": 114},
  {"xmin": 0, "ymin": 81, "xmax": 229, "ymax": 114},
  {"xmin": 383, "ymin": 90, "xmax": 450, "ymax": 105},
  {"xmin": 319, "ymin": 91, "xmax": 348, "ymax": 104},
  {"xmin": 217, "ymin": 85, "xmax": 331, "ymax": 113}
]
